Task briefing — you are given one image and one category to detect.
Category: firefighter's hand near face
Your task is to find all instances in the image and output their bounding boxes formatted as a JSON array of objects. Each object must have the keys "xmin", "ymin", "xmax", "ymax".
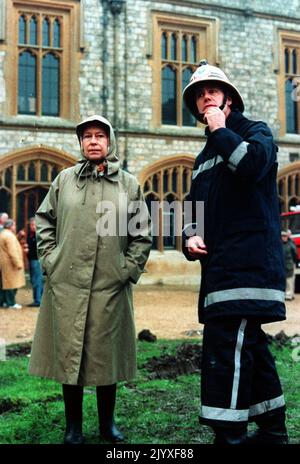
[
  {"xmin": 187, "ymin": 236, "xmax": 208, "ymax": 259},
  {"xmin": 204, "ymin": 106, "xmax": 226, "ymax": 132}
]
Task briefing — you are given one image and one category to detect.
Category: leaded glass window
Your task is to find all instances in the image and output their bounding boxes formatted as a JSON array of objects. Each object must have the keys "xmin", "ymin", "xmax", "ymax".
[
  {"xmin": 17, "ymin": 12, "xmax": 62, "ymax": 116},
  {"xmin": 18, "ymin": 51, "xmax": 37, "ymax": 114},
  {"xmin": 42, "ymin": 53, "xmax": 60, "ymax": 116},
  {"xmin": 159, "ymin": 26, "xmax": 204, "ymax": 126},
  {"xmin": 284, "ymin": 45, "xmax": 300, "ymax": 134},
  {"xmin": 43, "ymin": 18, "xmax": 50, "ymax": 47},
  {"xmin": 162, "ymin": 66, "xmax": 177, "ymax": 125}
]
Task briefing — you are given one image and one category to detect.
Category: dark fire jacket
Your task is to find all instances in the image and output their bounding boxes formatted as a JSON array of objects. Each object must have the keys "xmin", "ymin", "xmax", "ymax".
[{"xmin": 183, "ymin": 110, "xmax": 286, "ymax": 324}]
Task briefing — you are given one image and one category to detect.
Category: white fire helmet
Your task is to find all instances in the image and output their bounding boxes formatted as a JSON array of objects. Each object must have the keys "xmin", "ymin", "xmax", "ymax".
[{"xmin": 182, "ymin": 60, "xmax": 244, "ymax": 123}]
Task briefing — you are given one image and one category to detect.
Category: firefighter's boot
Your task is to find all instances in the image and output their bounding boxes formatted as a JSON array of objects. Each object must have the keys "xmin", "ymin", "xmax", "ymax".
[
  {"xmin": 213, "ymin": 426, "xmax": 247, "ymax": 445},
  {"xmin": 246, "ymin": 410, "xmax": 288, "ymax": 444}
]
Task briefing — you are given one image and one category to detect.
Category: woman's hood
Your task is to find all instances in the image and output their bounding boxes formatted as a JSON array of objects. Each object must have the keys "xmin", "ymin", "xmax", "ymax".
[
  {"xmin": 74, "ymin": 115, "xmax": 120, "ymax": 204},
  {"xmin": 75, "ymin": 114, "xmax": 120, "ymax": 179}
]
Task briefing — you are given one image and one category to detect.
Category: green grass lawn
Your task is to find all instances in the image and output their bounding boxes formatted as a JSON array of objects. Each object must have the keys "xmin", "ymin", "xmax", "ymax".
[{"xmin": 0, "ymin": 339, "xmax": 299, "ymax": 444}]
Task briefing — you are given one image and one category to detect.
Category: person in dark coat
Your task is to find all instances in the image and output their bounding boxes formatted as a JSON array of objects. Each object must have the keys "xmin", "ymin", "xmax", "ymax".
[
  {"xmin": 281, "ymin": 230, "xmax": 297, "ymax": 300},
  {"xmin": 27, "ymin": 217, "xmax": 44, "ymax": 307},
  {"xmin": 182, "ymin": 60, "xmax": 288, "ymax": 444}
]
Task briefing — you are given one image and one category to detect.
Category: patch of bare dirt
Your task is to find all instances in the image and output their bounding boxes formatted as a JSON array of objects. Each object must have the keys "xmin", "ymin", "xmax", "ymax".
[
  {"xmin": 143, "ymin": 342, "xmax": 202, "ymax": 379},
  {"xmin": 142, "ymin": 333, "xmax": 298, "ymax": 380}
]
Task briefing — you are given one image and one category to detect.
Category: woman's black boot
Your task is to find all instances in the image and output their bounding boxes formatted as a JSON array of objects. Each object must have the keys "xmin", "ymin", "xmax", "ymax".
[
  {"xmin": 97, "ymin": 384, "xmax": 124, "ymax": 442},
  {"xmin": 62, "ymin": 384, "xmax": 85, "ymax": 445}
]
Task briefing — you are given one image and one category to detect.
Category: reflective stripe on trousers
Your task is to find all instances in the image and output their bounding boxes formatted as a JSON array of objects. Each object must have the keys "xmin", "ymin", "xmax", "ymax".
[{"xmin": 200, "ymin": 318, "xmax": 285, "ymax": 425}]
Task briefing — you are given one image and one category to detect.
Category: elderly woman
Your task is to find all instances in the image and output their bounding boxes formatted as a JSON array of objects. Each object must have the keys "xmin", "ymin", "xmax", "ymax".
[
  {"xmin": 0, "ymin": 219, "xmax": 25, "ymax": 309},
  {"xmin": 29, "ymin": 115, "xmax": 152, "ymax": 444}
]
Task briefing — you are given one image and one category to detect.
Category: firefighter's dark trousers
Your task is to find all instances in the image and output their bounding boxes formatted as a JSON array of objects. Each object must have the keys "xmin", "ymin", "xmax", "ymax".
[{"xmin": 199, "ymin": 318, "xmax": 286, "ymax": 429}]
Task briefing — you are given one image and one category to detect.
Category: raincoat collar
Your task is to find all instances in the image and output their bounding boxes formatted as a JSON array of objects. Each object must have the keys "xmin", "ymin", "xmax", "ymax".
[{"xmin": 74, "ymin": 158, "xmax": 120, "ymax": 181}]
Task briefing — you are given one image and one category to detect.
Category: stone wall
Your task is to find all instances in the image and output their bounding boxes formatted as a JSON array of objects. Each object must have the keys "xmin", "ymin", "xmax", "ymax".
[
  {"xmin": 78, "ymin": 0, "xmax": 300, "ymax": 174},
  {"xmin": 1, "ymin": 0, "xmax": 300, "ymax": 171}
]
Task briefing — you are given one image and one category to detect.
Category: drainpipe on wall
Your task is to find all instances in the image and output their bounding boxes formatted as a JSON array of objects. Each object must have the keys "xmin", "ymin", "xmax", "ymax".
[
  {"xmin": 101, "ymin": 0, "xmax": 109, "ymax": 116},
  {"xmin": 123, "ymin": 1, "xmax": 129, "ymax": 171},
  {"xmin": 108, "ymin": 0, "xmax": 125, "ymax": 140}
]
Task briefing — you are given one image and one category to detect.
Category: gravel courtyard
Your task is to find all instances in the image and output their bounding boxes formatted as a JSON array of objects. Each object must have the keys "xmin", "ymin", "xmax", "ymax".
[{"xmin": 1, "ymin": 285, "xmax": 299, "ymax": 345}]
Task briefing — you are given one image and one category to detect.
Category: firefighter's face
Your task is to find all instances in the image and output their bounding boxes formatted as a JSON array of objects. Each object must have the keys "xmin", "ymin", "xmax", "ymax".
[{"xmin": 195, "ymin": 84, "xmax": 232, "ymax": 115}]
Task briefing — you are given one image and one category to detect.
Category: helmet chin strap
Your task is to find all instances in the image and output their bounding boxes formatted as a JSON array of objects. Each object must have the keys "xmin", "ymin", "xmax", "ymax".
[
  {"xmin": 219, "ymin": 92, "xmax": 228, "ymax": 111},
  {"xmin": 200, "ymin": 95, "xmax": 228, "ymax": 123}
]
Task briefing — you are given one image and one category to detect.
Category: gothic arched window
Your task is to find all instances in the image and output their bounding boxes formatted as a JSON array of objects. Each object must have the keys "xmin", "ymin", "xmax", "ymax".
[
  {"xmin": 53, "ymin": 19, "xmax": 61, "ymax": 48},
  {"xmin": 182, "ymin": 67, "xmax": 196, "ymax": 126},
  {"xmin": 17, "ymin": 12, "xmax": 64, "ymax": 117},
  {"xmin": 29, "ymin": 16, "xmax": 38, "ymax": 45},
  {"xmin": 281, "ymin": 36, "xmax": 300, "ymax": 135},
  {"xmin": 162, "ymin": 66, "xmax": 177, "ymax": 125},
  {"xmin": 42, "ymin": 53, "xmax": 60, "ymax": 116},
  {"xmin": 0, "ymin": 150, "xmax": 75, "ymax": 231},
  {"xmin": 142, "ymin": 158, "xmax": 194, "ymax": 251},
  {"xmin": 19, "ymin": 15, "xmax": 26, "ymax": 44},
  {"xmin": 18, "ymin": 51, "xmax": 37, "ymax": 114},
  {"xmin": 43, "ymin": 18, "xmax": 50, "ymax": 46},
  {"xmin": 156, "ymin": 15, "xmax": 217, "ymax": 127}
]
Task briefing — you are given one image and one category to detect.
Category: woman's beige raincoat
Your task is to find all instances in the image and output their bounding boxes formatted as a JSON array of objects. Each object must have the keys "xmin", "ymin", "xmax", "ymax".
[
  {"xmin": 0, "ymin": 229, "xmax": 25, "ymax": 289},
  {"xmin": 29, "ymin": 116, "xmax": 152, "ymax": 386}
]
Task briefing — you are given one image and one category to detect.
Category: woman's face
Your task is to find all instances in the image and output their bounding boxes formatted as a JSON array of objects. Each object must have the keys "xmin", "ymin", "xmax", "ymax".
[{"xmin": 81, "ymin": 124, "xmax": 109, "ymax": 162}]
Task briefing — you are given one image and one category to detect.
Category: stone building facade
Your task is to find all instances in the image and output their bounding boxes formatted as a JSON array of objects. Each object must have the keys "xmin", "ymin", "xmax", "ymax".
[{"xmin": 1, "ymin": 0, "xmax": 300, "ymax": 281}]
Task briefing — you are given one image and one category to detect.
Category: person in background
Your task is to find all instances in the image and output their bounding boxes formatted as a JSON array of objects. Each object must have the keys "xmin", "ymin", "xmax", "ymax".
[
  {"xmin": 0, "ymin": 219, "xmax": 25, "ymax": 309},
  {"xmin": 182, "ymin": 60, "xmax": 288, "ymax": 444},
  {"xmin": 26, "ymin": 217, "xmax": 44, "ymax": 307},
  {"xmin": 17, "ymin": 228, "xmax": 29, "ymax": 271},
  {"xmin": 29, "ymin": 115, "xmax": 152, "ymax": 445},
  {"xmin": 0, "ymin": 212, "xmax": 9, "ymax": 307},
  {"xmin": 0, "ymin": 212, "xmax": 8, "ymax": 232},
  {"xmin": 281, "ymin": 230, "xmax": 297, "ymax": 301}
]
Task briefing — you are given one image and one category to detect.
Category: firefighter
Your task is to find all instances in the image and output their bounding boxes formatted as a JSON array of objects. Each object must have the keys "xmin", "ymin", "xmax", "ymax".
[{"xmin": 182, "ymin": 60, "xmax": 288, "ymax": 444}]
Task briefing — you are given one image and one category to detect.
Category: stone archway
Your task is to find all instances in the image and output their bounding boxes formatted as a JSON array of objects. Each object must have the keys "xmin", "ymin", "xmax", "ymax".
[
  {"xmin": 0, "ymin": 145, "xmax": 76, "ymax": 230},
  {"xmin": 138, "ymin": 154, "xmax": 200, "ymax": 286},
  {"xmin": 278, "ymin": 162, "xmax": 300, "ymax": 212},
  {"xmin": 139, "ymin": 154, "xmax": 195, "ymax": 253}
]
